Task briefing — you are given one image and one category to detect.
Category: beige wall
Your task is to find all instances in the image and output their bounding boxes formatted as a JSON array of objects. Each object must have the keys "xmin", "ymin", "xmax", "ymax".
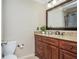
[{"xmin": 2, "ymin": 0, "xmax": 46, "ymax": 58}]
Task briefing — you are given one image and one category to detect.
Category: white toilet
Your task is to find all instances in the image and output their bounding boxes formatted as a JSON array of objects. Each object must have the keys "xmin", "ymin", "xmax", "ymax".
[{"xmin": 2, "ymin": 41, "xmax": 17, "ymax": 59}]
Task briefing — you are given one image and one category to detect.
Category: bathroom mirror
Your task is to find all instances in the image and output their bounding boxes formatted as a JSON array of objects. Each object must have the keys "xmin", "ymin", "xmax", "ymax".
[{"xmin": 46, "ymin": 1, "xmax": 77, "ymax": 30}]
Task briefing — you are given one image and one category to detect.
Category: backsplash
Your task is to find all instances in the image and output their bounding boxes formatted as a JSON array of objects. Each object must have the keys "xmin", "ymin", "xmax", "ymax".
[
  {"xmin": 35, "ymin": 30, "xmax": 77, "ymax": 37},
  {"xmin": 47, "ymin": 30, "xmax": 77, "ymax": 36}
]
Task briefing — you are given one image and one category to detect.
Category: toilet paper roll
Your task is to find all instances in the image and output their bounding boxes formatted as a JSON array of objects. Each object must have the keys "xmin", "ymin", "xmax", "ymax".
[{"xmin": 18, "ymin": 44, "xmax": 24, "ymax": 49}]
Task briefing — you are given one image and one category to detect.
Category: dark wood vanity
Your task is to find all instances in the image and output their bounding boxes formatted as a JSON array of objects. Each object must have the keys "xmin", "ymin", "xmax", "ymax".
[
  {"xmin": 35, "ymin": 34, "xmax": 77, "ymax": 59},
  {"xmin": 35, "ymin": 0, "xmax": 77, "ymax": 59}
]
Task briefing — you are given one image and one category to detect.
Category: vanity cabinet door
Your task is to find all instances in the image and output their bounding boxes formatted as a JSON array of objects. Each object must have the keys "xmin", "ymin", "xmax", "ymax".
[
  {"xmin": 35, "ymin": 40, "xmax": 52, "ymax": 59},
  {"xmin": 51, "ymin": 45, "xmax": 59, "ymax": 59},
  {"xmin": 43, "ymin": 44, "xmax": 58, "ymax": 59},
  {"xmin": 35, "ymin": 40, "xmax": 45, "ymax": 59},
  {"xmin": 42, "ymin": 37, "xmax": 59, "ymax": 59},
  {"xmin": 44, "ymin": 44, "xmax": 52, "ymax": 59},
  {"xmin": 60, "ymin": 49, "xmax": 77, "ymax": 59}
]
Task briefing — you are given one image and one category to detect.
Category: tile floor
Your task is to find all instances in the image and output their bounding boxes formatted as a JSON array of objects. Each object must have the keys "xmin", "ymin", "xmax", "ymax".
[{"xmin": 25, "ymin": 56, "xmax": 39, "ymax": 59}]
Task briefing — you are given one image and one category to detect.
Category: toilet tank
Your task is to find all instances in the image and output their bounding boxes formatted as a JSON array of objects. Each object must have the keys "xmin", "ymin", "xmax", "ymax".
[{"xmin": 2, "ymin": 41, "xmax": 17, "ymax": 56}]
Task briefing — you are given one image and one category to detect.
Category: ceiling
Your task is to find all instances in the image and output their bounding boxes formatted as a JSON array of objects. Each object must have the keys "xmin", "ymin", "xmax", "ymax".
[{"xmin": 33, "ymin": 0, "xmax": 51, "ymax": 4}]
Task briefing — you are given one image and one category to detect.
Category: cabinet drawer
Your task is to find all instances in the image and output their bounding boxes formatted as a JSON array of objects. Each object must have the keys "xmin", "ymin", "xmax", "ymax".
[
  {"xmin": 59, "ymin": 40, "xmax": 77, "ymax": 53},
  {"xmin": 42, "ymin": 37, "xmax": 59, "ymax": 46}
]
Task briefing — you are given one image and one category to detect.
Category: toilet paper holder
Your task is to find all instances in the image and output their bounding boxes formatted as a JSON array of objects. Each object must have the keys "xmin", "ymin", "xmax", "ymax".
[{"xmin": 17, "ymin": 44, "xmax": 24, "ymax": 47}]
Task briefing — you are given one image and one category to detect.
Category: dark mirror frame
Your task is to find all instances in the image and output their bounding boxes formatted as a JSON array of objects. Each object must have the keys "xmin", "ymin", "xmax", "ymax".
[{"xmin": 46, "ymin": 0, "xmax": 77, "ymax": 30}]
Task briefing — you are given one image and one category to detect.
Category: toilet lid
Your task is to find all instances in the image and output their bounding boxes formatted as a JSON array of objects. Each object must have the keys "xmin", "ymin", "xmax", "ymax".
[{"xmin": 3, "ymin": 55, "xmax": 17, "ymax": 59}]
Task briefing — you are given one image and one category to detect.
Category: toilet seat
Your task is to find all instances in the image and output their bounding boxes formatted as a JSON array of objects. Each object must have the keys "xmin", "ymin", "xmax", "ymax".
[{"xmin": 3, "ymin": 55, "xmax": 17, "ymax": 59}]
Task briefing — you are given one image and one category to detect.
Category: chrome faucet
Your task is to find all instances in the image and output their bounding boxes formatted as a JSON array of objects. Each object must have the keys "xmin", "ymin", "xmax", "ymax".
[{"xmin": 55, "ymin": 31, "xmax": 60, "ymax": 35}]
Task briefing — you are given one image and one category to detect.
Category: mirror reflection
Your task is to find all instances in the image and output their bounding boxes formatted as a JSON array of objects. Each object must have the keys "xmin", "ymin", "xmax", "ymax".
[{"xmin": 46, "ymin": 1, "xmax": 77, "ymax": 30}]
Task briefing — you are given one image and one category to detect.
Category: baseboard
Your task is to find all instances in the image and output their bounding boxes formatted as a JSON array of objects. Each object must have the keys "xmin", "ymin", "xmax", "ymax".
[{"xmin": 18, "ymin": 53, "xmax": 35, "ymax": 59}]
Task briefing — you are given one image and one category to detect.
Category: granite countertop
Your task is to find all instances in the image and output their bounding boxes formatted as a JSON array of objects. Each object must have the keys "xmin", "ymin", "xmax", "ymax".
[{"xmin": 34, "ymin": 32, "xmax": 77, "ymax": 42}]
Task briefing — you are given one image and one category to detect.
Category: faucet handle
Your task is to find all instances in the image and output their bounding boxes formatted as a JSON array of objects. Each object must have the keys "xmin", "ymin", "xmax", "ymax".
[
  {"xmin": 61, "ymin": 32, "xmax": 65, "ymax": 35},
  {"xmin": 55, "ymin": 31, "xmax": 60, "ymax": 35}
]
